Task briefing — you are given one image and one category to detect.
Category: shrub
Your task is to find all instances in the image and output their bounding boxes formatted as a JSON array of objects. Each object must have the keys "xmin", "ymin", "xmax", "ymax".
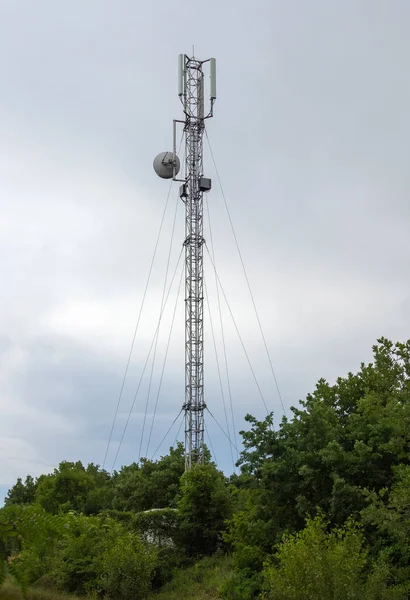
[
  {"xmin": 99, "ymin": 533, "xmax": 157, "ymax": 600},
  {"xmin": 262, "ymin": 515, "xmax": 409, "ymax": 600},
  {"xmin": 177, "ymin": 464, "xmax": 232, "ymax": 558}
]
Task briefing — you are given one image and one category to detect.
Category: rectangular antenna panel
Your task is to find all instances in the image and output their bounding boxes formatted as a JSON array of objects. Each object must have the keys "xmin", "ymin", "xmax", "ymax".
[
  {"xmin": 199, "ymin": 72, "xmax": 204, "ymax": 119},
  {"xmin": 178, "ymin": 54, "xmax": 185, "ymax": 97},
  {"xmin": 210, "ymin": 58, "xmax": 216, "ymax": 100}
]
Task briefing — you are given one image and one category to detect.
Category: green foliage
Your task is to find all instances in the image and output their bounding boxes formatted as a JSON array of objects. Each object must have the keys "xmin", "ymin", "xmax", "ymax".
[
  {"xmin": 34, "ymin": 462, "xmax": 103, "ymax": 515},
  {"xmin": 0, "ymin": 505, "xmax": 64, "ymax": 597},
  {"xmin": 5, "ymin": 478, "xmax": 37, "ymax": 508},
  {"xmin": 227, "ymin": 338, "xmax": 410, "ymax": 592},
  {"xmin": 134, "ymin": 507, "xmax": 185, "ymax": 586},
  {"xmin": 261, "ymin": 515, "xmax": 409, "ymax": 600},
  {"xmin": 3, "ymin": 339, "xmax": 410, "ymax": 600},
  {"xmin": 1, "ymin": 505, "xmax": 63, "ymax": 544},
  {"xmin": 361, "ymin": 463, "xmax": 410, "ymax": 571},
  {"xmin": 219, "ymin": 571, "xmax": 262, "ymax": 600},
  {"xmin": 1, "ymin": 444, "xmax": 188, "ymax": 598},
  {"xmin": 7, "ymin": 564, "xmax": 27, "ymax": 599},
  {"xmin": 5, "ymin": 509, "xmax": 158, "ymax": 599},
  {"xmin": 134, "ymin": 507, "xmax": 180, "ymax": 546},
  {"xmin": 43, "ymin": 513, "xmax": 122, "ymax": 595},
  {"xmin": 0, "ymin": 578, "xmax": 81, "ymax": 599},
  {"xmin": 111, "ymin": 443, "xmax": 185, "ymax": 513},
  {"xmin": 99, "ymin": 533, "xmax": 157, "ymax": 600},
  {"xmin": 177, "ymin": 464, "xmax": 232, "ymax": 557},
  {"xmin": 148, "ymin": 555, "xmax": 234, "ymax": 600}
]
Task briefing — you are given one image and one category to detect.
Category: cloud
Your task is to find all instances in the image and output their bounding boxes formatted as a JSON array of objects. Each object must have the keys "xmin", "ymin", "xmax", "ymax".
[{"xmin": 1, "ymin": 0, "xmax": 410, "ymax": 502}]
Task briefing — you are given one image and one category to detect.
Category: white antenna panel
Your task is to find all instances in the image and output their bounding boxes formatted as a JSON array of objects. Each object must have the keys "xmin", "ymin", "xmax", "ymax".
[
  {"xmin": 178, "ymin": 54, "xmax": 185, "ymax": 97},
  {"xmin": 210, "ymin": 58, "xmax": 216, "ymax": 100}
]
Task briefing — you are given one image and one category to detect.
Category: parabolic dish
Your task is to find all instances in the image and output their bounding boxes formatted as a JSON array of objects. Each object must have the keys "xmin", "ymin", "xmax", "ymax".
[{"xmin": 153, "ymin": 152, "xmax": 180, "ymax": 179}]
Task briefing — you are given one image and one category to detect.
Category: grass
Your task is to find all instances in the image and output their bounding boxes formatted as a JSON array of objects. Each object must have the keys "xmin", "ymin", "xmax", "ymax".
[
  {"xmin": 148, "ymin": 555, "xmax": 234, "ymax": 600},
  {"xmin": 0, "ymin": 579, "xmax": 81, "ymax": 600},
  {"xmin": 1, "ymin": 556, "xmax": 234, "ymax": 600}
]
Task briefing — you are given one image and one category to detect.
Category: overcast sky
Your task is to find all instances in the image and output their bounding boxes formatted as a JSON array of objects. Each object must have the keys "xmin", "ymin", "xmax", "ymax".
[{"xmin": 1, "ymin": 0, "xmax": 410, "ymax": 503}]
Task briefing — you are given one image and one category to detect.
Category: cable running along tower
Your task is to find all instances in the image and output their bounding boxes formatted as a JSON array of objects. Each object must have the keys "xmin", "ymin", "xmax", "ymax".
[{"xmin": 153, "ymin": 53, "xmax": 216, "ymax": 470}]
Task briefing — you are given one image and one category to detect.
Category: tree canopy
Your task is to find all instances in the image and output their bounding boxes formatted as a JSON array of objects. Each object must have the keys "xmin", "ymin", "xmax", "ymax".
[{"xmin": 2, "ymin": 338, "xmax": 410, "ymax": 600}]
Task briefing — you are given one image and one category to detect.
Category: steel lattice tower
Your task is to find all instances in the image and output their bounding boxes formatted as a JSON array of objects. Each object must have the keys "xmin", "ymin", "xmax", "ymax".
[{"xmin": 153, "ymin": 53, "xmax": 216, "ymax": 470}]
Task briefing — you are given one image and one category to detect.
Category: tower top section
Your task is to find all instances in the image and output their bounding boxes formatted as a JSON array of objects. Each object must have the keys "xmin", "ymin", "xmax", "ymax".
[
  {"xmin": 153, "ymin": 54, "xmax": 217, "ymax": 182},
  {"xmin": 178, "ymin": 54, "xmax": 216, "ymax": 120}
]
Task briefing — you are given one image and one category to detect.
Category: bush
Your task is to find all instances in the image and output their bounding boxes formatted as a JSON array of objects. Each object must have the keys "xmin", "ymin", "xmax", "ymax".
[
  {"xmin": 177, "ymin": 464, "xmax": 232, "ymax": 558},
  {"xmin": 11, "ymin": 513, "xmax": 123, "ymax": 595},
  {"xmin": 44, "ymin": 514, "xmax": 119, "ymax": 595},
  {"xmin": 262, "ymin": 515, "xmax": 409, "ymax": 600},
  {"xmin": 148, "ymin": 555, "xmax": 234, "ymax": 600},
  {"xmin": 99, "ymin": 533, "xmax": 157, "ymax": 600},
  {"xmin": 219, "ymin": 570, "xmax": 262, "ymax": 600}
]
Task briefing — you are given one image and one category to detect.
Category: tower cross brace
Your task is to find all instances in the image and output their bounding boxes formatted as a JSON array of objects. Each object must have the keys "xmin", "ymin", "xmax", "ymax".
[
  {"xmin": 154, "ymin": 53, "xmax": 216, "ymax": 470},
  {"xmin": 183, "ymin": 57, "xmax": 206, "ymax": 470}
]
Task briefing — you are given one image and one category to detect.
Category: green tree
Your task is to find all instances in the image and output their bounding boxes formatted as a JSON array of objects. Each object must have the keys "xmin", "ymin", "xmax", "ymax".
[
  {"xmin": 8, "ymin": 509, "xmax": 157, "ymax": 598},
  {"xmin": 5, "ymin": 476, "xmax": 37, "ymax": 506},
  {"xmin": 262, "ymin": 516, "xmax": 408, "ymax": 600},
  {"xmin": 112, "ymin": 443, "xmax": 185, "ymax": 513},
  {"xmin": 361, "ymin": 464, "xmax": 410, "ymax": 573},
  {"xmin": 45, "ymin": 513, "xmax": 121, "ymax": 594},
  {"xmin": 99, "ymin": 532, "xmax": 157, "ymax": 600},
  {"xmin": 227, "ymin": 338, "xmax": 410, "ymax": 594},
  {"xmin": 177, "ymin": 463, "xmax": 232, "ymax": 557},
  {"xmin": 35, "ymin": 461, "xmax": 109, "ymax": 515},
  {"xmin": 0, "ymin": 504, "xmax": 63, "ymax": 596}
]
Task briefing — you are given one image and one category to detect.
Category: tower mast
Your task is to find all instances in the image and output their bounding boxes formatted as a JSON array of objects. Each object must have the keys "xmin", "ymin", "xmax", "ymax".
[{"xmin": 153, "ymin": 53, "xmax": 216, "ymax": 470}]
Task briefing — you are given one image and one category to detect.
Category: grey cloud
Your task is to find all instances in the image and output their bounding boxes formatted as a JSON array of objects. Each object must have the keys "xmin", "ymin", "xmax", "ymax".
[
  {"xmin": 0, "ymin": 331, "xmax": 264, "ymax": 497},
  {"xmin": 1, "ymin": 0, "xmax": 410, "ymax": 500}
]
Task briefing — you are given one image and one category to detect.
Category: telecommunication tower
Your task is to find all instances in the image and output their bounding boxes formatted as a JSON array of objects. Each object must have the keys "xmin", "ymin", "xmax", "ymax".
[{"xmin": 153, "ymin": 53, "xmax": 216, "ymax": 470}]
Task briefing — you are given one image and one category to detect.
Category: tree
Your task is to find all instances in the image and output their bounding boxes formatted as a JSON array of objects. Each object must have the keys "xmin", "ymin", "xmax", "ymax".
[
  {"xmin": 177, "ymin": 463, "xmax": 232, "ymax": 557},
  {"xmin": 361, "ymin": 464, "xmax": 410, "ymax": 574},
  {"xmin": 46, "ymin": 513, "xmax": 123, "ymax": 595},
  {"xmin": 0, "ymin": 504, "xmax": 64, "ymax": 596},
  {"xmin": 5, "ymin": 509, "xmax": 158, "ymax": 598},
  {"xmin": 112, "ymin": 443, "xmax": 185, "ymax": 513},
  {"xmin": 35, "ymin": 461, "xmax": 108, "ymax": 515},
  {"xmin": 5, "ymin": 476, "xmax": 37, "ymax": 506},
  {"xmin": 99, "ymin": 532, "xmax": 157, "ymax": 600},
  {"xmin": 227, "ymin": 338, "xmax": 410, "ymax": 594},
  {"xmin": 262, "ymin": 515, "xmax": 408, "ymax": 600}
]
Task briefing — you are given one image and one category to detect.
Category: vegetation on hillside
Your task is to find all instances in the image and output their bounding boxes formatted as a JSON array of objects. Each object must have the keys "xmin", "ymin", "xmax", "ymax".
[{"xmin": 2, "ymin": 338, "xmax": 410, "ymax": 599}]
